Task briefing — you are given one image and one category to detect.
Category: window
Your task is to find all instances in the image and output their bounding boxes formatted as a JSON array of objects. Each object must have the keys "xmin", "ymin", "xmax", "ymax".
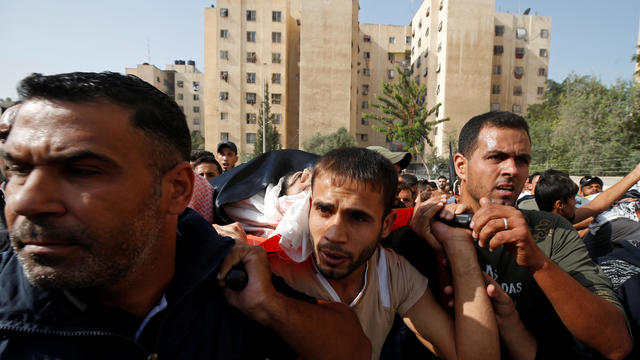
[
  {"xmin": 537, "ymin": 87, "xmax": 544, "ymax": 95},
  {"xmin": 491, "ymin": 103, "xmax": 500, "ymax": 111},
  {"xmin": 272, "ymin": 52, "xmax": 281, "ymax": 63},
  {"xmin": 388, "ymin": 69, "xmax": 395, "ymax": 79},
  {"xmin": 493, "ymin": 45, "xmax": 504, "ymax": 55},
  {"xmin": 220, "ymin": 29, "xmax": 229, "ymax": 38},
  {"xmin": 271, "ymin": 93, "xmax": 282, "ymax": 105},
  {"xmin": 220, "ymin": 71, "xmax": 228, "ymax": 81},
  {"xmin": 359, "ymin": 134, "xmax": 368, "ymax": 142},
  {"xmin": 539, "ymin": 48, "xmax": 548, "ymax": 57},
  {"xmin": 437, "ymin": 42, "xmax": 442, "ymax": 52},
  {"xmin": 439, "ymin": 0, "xmax": 444, "ymax": 10},
  {"xmin": 362, "ymin": 101, "xmax": 369, "ymax": 109},
  {"xmin": 220, "ymin": 8, "xmax": 228, "ymax": 17},
  {"xmin": 405, "ymin": 36, "xmax": 411, "ymax": 44},
  {"xmin": 514, "ymin": 66, "xmax": 524, "ymax": 79},
  {"xmin": 193, "ymin": 106, "xmax": 200, "ymax": 113},
  {"xmin": 435, "ymin": 63, "xmax": 441, "ymax": 73},
  {"xmin": 361, "ymin": 118, "xmax": 369, "ymax": 125},
  {"xmin": 423, "ymin": 69, "xmax": 428, "ymax": 77},
  {"xmin": 491, "ymin": 85, "xmax": 501, "ymax": 94},
  {"xmin": 434, "ymin": 127, "xmax": 438, "ymax": 135},
  {"xmin": 272, "ymin": 11, "xmax": 282, "ymax": 22},
  {"xmin": 272, "ymin": 32, "xmax": 282, "ymax": 43},
  {"xmin": 246, "ymin": 72, "xmax": 256, "ymax": 84},
  {"xmin": 415, "ymin": 76, "xmax": 421, "ymax": 85},
  {"xmin": 425, "ymin": 27, "xmax": 429, "ymax": 36},
  {"xmin": 363, "ymin": 68, "xmax": 370, "ymax": 76},
  {"xmin": 538, "ymin": 67, "xmax": 547, "ymax": 76},
  {"xmin": 362, "ymin": 85, "xmax": 369, "ymax": 95},
  {"xmin": 515, "ymin": 28, "xmax": 527, "ymax": 39},
  {"xmin": 177, "ymin": 93, "xmax": 183, "ymax": 100},
  {"xmin": 247, "ymin": 52, "xmax": 257, "ymax": 63},
  {"xmin": 418, "ymin": 38, "xmax": 421, "ymax": 48},
  {"xmin": 179, "ymin": 106, "xmax": 184, "ymax": 112},
  {"xmin": 515, "ymin": 47, "xmax": 525, "ymax": 59},
  {"xmin": 512, "ymin": 104, "xmax": 522, "ymax": 113},
  {"xmin": 219, "ymin": 92, "xmax": 229, "ymax": 100},
  {"xmin": 424, "ymin": 48, "xmax": 429, "ymax": 57},
  {"xmin": 388, "ymin": 52, "xmax": 395, "ymax": 62},
  {"xmin": 426, "ymin": 6, "xmax": 431, "ymax": 17},
  {"xmin": 541, "ymin": 29, "xmax": 549, "ymax": 38},
  {"xmin": 220, "ymin": 132, "xmax": 229, "ymax": 142},
  {"xmin": 246, "ymin": 113, "xmax": 257, "ymax": 124},
  {"xmin": 364, "ymin": 34, "xmax": 371, "ymax": 42},
  {"xmin": 435, "ymin": 84, "xmax": 440, "ymax": 95},
  {"xmin": 513, "ymin": 86, "xmax": 522, "ymax": 96},
  {"xmin": 417, "ymin": 58, "xmax": 421, "ymax": 68},
  {"xmin": 247, "ymin": 31, "xmax": 256, "ymax": 42},
  {"xmin": 493, "ymin": 65, "xmax": 502, "ymax": 75},
  {"xmin": 438, "ymin": 21, "xmax": 443, "ymax": 32},
  {"xmin": 220, "ymin": 50, "xmax": 229, "ymax": 60},
  {"xmin": 272, "ymin": 113, "xmax": 282, "ymax": 124},
  {"xmin": 193, "ymin": 94, "xmax": 199, "ymax": 101},
  {"xmin": 246, "ymin": 93, "xmax": 256, "ymax": 104},
  {"xmin": 221, "ymin": 112, "xmax": 228, "ymax": 120},
  {"xmin": 193, "ymin": 81, "xmax": 199, "ymax": 91},
  {"xmin": 418, "ymin": 20, "xmax": 422, "ymax": 29},
  {"xmin": 193, "ymin": 118, "xmax": 200, "ymax": 125},
  {"xmin": 246, "ymin": 10, "xmax": 256, "ymax": 21},
  {"xmin": 364, "ymin": 52, "xmax": 370, "ymax": 59},
  {"xmin": 495, "ymin": 25, "xmax": 505, "ymax": 36},
  {"xmin": 246, "ymin": 133, "xmax": 257, "ymax": 144},
  {"xmin": 156, "ymin": 76, "xmax": 161, "ymax": 83},
  {"xmin": 177, "ymin": 80, "xmax": 183, "ymax": 88},
  {"xmin": 272, "ymin": 73, "xmax": 281, "ymax": 84},
  {"xmin": 389, "ymin": 37, "xmax": 395, "ymax": 44}
]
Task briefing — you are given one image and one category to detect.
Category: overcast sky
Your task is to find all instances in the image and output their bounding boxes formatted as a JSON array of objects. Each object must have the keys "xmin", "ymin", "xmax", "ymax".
[{"xmin": 1, "ymin": 0, "xmax": 638, "ymax": 100}]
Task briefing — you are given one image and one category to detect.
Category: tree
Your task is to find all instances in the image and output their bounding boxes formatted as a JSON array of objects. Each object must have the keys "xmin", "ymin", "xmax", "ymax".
[
  {"xmin": 251, "ymin": 82, "xmax": 281, "ymax": 159},
  {"xmin": 190, "ymin": 132, "xmax": 205, "ymax": 150},
  {"xmin": 365, "ymin": 66, "xmax": 448, "ymax": 177},
  {"xmin": 633, "ymin": 45, "xmax": 640, "ymax": 75},
  {"xmin": 302, "ymin": 127, "xmax": 356, "ymax": 155}
]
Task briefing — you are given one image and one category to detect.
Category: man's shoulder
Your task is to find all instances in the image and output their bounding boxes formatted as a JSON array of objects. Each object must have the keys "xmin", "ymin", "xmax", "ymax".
[{"xmin": 517, "ymin": 196, "xmax": 539, "ymax": 210}]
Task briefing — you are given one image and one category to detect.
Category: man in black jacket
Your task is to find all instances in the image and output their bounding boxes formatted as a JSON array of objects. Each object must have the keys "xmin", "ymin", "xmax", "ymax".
[{"xmin": 0, "ymin": 72, "xmax": 369, "ymax": 359}]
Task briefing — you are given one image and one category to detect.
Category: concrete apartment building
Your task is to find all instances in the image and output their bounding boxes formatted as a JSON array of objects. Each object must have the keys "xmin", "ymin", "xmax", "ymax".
[
  {"xmin": 204, "ymin": 0, "xmax": 550, "ymax": 158},
  {"xmin": 635, "ymin": 21, "xmax": 640, "ymax": 83},
  {"xmin": 409, "ymin": 0, "xmax": 550, "ymax": 155},
  {"xmin": 126, "ymin": 61, "xmax": 205, "ymax": 135}
]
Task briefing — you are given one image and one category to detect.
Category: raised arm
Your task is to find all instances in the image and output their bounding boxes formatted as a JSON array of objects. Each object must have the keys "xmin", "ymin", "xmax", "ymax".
[
  {"xmin": 405, "ymin": 199, "xmax": 499, "ymax": 360},
  {"xmin": 574, "ymin": 164, "xmax": 640, "ymax": 223},
  {"xmin": 218, "ymin": 244, "xmax": 371, "ymax": 360}
]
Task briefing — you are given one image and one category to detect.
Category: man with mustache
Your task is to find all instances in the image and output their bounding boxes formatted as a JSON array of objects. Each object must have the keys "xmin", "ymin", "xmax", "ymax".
[
  {"xmin": 268, "ymin": 147, "xmax": 500, "ymax": 360},
  {"xmin": 448, "ymin": 111, "xmax": 631, "ymax": 359},
  {"xmin": 0, "ymin": 72, "xmax": 369, "ymax": 359}
]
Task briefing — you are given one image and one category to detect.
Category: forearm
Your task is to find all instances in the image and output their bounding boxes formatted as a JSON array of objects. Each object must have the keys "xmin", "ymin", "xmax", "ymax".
[
  {"xmin": 497, "ymin": 311, "xmax": 537, "ymax": 360},
  {"xmin": 445, "ymin": 242, "xmax": 500, "ymax": 360},
  {"xmin": 533, "ymin": 259, "xmax": 631, "ymax": 359},
  {"xmin": 581, "ymin": 167, "xmax": 640, "ymax": 220},
  {"xmin": 257, "ymin": 292, "xmax": 371, "ymax": 360}
]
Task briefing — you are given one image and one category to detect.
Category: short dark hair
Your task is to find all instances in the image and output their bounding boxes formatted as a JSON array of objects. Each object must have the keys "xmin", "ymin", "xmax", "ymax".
[
  {"xmin": 579, "ymin": 175, "xmax": 603, "ymax": 189},
  {"xmin": 17, "ymin": 72, "xmax": 191, "ymax": 175},
  {"xmin": 417, "ymin": 179, "xmax": 429, "ymax": 190},
  {"xmin": 458, "ymin": 111, "xmax": 531, "ymax": 157},
  {"xmin": 438, "ymin": 175, "xmax": 447, "ymax": 181},
  {"xmin": 401, "ymin": 173, "xmax": 418, "ymax": 187},
  {"xmin": 190, "ymin": 149, "xmax": 214, "ymax": 162},
  {"xmin": 312, "ymin": 147, "xmax": 397, "ymax": 216},
  {"xmin": 193, "ymin": 155, "xmax": 222, "ymax": 175},
  {"xmin": 534, "ymin": 169, "xmax": 578, "ymax": 212}
]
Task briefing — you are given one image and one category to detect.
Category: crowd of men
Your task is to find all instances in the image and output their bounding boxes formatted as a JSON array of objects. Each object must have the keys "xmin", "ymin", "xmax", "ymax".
[{"xmin": 0, "ymin": 71, "xmax": 638, "ymax": 360}]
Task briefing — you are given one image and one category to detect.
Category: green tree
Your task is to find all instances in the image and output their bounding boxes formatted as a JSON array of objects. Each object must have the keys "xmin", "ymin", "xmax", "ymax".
[
  {"xmin": 251, "ymin": 83, "xmax": 281, "ymax": 159},
  {"xmin": 302, "ymin": 127, "xmax": 356, "ymax": 155},
  {"xmin": 633, "ymin": 45, "xmax": 640, "ymax": 75},
  {"xmin": 190, "ymin": 132, "xmax": 205, "ymax": 150},
  {"xmin": 365, "ymin": 66, "xmax": 448, "ymax": 176}
]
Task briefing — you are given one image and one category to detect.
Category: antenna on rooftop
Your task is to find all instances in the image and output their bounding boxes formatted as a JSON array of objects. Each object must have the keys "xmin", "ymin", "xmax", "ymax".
[
  {"xmin": 146, "ymin": 37, "xmax": 151, "ymax": 63},
  {"xmin": 523, "ymin": 8, "xmax": 531, "ymax": 15}
]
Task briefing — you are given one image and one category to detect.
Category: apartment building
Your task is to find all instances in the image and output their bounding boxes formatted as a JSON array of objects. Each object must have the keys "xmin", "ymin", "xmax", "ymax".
[
  {"xmin": 635, "ymin": 21, "xmax": 640, "ymax": 83},
  {"xmin": 204, "ymin": 0, "xmax": 550, "ymax": 158},
  {"xmin": 125, "ymin": 60, "xmax": 205, "ymax": 135},
  {"xmin": 410, "ymin": 0, "xmax": 551, "ymax": 155}
]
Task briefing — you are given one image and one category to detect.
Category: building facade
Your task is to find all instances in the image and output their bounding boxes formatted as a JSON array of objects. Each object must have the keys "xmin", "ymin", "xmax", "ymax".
[
  {"xmin": 204, "ymin": 0, "xmax": 551, "ymax": 158},
  {"xmin": 125, "ymin": 61, "xmax": 205, "ymax": 135}
]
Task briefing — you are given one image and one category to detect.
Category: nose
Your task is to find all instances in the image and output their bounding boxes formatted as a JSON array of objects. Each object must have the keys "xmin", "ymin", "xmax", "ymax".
[
  {"xmin": 5, "ymin": 168, "xmax": 66, "ymax": 219},
  {"xmin": 322, "ymin": 212, "xmax": 349, "ymax": 245},
  {"xmin": 500, "ymin": 158, "xmax": 518, "ymax": 177}
]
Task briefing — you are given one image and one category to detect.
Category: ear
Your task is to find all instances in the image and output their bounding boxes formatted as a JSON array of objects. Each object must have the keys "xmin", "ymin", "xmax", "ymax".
[
  {"xmin": 552, "ymin": 199, "xmax": 564, "ymax": 214},
  {"xmin": 162, "ymin": 162, "xmax": 194, "ymax": 215},
  {"xmin": 380, "ymin": 210, "xmax": 397, "ymax": 239},
  {"xmin": 453, "ymin": 153, "xmax": 467, "ymax": 181}
]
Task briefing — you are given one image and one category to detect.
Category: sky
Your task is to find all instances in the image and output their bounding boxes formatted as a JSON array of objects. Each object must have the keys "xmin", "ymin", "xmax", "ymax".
[{"xmin": 1, "ymin": 0, "xmax": 639, "ymax": 100}]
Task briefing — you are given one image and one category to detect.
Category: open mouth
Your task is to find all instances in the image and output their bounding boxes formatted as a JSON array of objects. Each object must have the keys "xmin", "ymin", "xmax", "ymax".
[{"xmin": 320, "ymin": 249, "xmax": 349, "ymax": 267}]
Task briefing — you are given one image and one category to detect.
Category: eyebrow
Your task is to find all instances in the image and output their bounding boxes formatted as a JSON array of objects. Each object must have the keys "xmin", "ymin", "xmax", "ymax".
[{"xmin": 1, "ymin": 149, "xmax": 121, "ymax": 170}]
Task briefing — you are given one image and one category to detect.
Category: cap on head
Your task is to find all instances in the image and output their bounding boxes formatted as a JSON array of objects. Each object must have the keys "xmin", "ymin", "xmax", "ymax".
[
  {"xmin": 217, "ymin": 141, "xmax": 237, "ymax": 154},
  {"xmin": 366, "ymin": 146, "xmax": 412, "ymax": 170},
  {"xmin": 579, "ymin": 175, "xmax": 603, "ymax": 188}
]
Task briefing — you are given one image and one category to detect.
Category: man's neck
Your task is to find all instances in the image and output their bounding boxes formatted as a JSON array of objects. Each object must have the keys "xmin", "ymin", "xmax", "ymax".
[{"xmin": 327, "ymin": 264, "xmax": 367, "ymax": 305}]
